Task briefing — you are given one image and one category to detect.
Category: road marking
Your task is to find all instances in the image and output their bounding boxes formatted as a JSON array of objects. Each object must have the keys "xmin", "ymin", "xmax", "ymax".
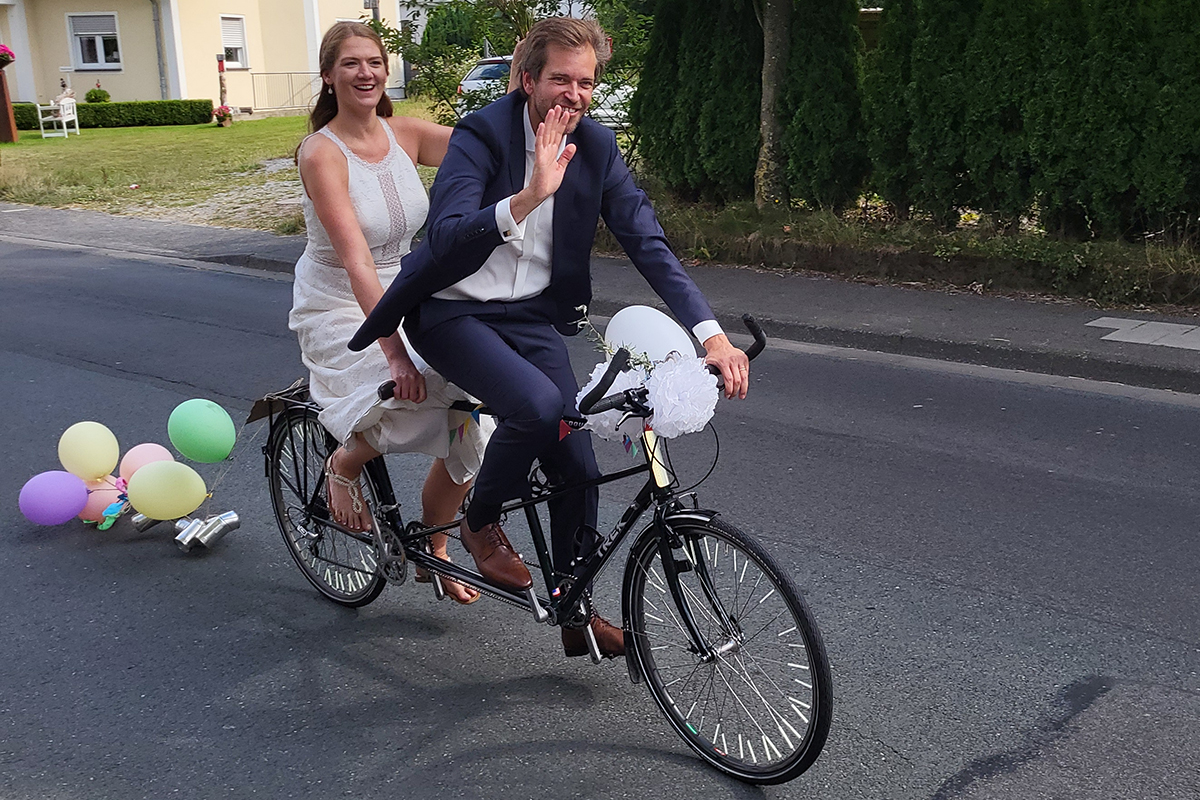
[{"xmin": 1087, "ymin": 317, "xmax": 1200, "ymax": 350}]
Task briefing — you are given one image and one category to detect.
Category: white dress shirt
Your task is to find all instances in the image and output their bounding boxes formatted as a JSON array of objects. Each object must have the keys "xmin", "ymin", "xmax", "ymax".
[{"xmin": 434, "ymin": 106, "xmax": 723, "ymax": 345}]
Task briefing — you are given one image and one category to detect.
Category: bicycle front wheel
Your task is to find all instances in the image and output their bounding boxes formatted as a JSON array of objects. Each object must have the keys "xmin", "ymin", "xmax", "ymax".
[
  {"xmin": 267, "ymin": 408, "xmax": 386, "ymax": 607},
  {"xmin": 624, "ymin": 517, "xmax": 832, "ymax": 784}
]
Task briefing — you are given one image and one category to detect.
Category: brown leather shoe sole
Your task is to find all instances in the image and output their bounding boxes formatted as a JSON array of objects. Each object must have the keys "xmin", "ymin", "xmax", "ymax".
[{"xmin": 561, "ymin": 620, "xmax": 626, "ymax": 659}]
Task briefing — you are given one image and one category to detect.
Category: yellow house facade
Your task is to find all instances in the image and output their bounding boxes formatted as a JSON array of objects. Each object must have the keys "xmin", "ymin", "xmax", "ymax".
[{"xmin": 0, "ymin": 0, "xmax": 414, "ymax": 109}]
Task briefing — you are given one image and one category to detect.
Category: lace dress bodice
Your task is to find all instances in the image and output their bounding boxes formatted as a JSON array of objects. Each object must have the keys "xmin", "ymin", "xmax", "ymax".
[{"xmin": 300, "ymin": 118, "xmax": 430, "ymax": 268}]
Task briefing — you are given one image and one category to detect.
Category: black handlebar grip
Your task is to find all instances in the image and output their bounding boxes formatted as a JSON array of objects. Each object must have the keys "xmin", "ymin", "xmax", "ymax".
[
  {"xmin": 579, "ymin": 348, "xmax": 631, "ymax": 414},
  {"xmin": 377, "ymin": 380, "xmax": 396, "ymax": 402},
  {"xmin": 588, "ymin": 393, "xmax": 629, "ymax": 415},
  {"xmin": 743, "ymin": 314, "xmax": 766, "ymax": 361}
]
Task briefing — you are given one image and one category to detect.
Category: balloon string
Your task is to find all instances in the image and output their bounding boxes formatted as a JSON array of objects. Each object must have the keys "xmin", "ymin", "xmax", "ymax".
[{"xmin": 194, "ymin": 414, "xmax": 267, "ymax": 515}]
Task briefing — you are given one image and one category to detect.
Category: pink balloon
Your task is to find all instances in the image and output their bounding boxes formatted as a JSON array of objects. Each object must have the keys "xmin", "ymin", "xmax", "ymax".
[
  {"xmin": 79, "ymin": 475, "xmax": 122, "ymax": 522},
  {"xmin": 20, "ymin": 471, "xmax": 89, "ymax": 526},
  {"xmin": 119, "ymin": 443, "xmax": 175, "ymax": 482}
]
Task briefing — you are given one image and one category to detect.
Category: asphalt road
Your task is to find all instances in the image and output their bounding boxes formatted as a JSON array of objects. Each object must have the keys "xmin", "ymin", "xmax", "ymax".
[{"xmin": 2, "ymin": 242, "xmax": 1198, "ymax": 800}]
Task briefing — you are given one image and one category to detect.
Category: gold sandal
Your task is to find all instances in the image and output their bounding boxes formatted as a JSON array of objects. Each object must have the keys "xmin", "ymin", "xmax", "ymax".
[{"xmin": 324, "ymin": 452, "xmax": 367, "ymax": 525}]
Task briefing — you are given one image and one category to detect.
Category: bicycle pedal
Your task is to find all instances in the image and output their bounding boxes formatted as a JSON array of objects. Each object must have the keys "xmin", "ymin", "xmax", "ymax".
[
  {"xmin": 583, "ymin": 623, "xmax": 603, "ymax": 665},
  {"xmin": 527, "ymin": 586, "xmax": 550, "ymax": 623}
]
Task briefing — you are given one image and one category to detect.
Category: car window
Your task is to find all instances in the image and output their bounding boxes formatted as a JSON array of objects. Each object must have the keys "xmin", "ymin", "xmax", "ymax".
[{"xmin": 464, "ymin": 63, "xmax": 510, "ymax": 82}]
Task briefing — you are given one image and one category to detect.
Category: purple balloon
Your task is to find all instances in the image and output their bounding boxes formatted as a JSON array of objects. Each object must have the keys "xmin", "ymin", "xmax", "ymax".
[{"xmin": 19, "ymin": 471, "xmax": 89, "ymax": 526}]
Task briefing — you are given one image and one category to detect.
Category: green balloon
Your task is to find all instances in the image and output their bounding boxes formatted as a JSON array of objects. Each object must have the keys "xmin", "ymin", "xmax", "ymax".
[{"xmin": 168, "ymin": 399, "xmax": 236, "ymax": 463}]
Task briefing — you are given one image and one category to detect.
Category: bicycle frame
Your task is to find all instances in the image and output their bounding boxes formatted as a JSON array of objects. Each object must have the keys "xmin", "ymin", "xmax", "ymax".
[{"xmin": 351, "ymin": 421, "xmax": 725, "ymax": 657}]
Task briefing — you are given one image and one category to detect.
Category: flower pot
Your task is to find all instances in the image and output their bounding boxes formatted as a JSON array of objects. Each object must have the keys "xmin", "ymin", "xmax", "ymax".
[{"xmin": 218, "ymin": 118, "xmax": 232, "ymax": 127}]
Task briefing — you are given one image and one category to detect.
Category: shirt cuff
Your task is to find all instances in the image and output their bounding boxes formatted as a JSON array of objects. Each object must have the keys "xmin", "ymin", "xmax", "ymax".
[
  {"xmin": 692, "ymin": 320, "xmax": 723, "ymax": 345},
  {"xmin": 494, "ymin": 197, "xmax": 526, "ymax": 242}
]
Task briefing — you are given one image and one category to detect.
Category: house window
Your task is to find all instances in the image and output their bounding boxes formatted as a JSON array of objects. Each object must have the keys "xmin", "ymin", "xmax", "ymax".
[
  {"xmin": 221, "ymin": 16, "xmax": 248, "ymax": 68},
  {"xmin": 68, "ymin": 14, "xmax": 121, "ymax": 70}
]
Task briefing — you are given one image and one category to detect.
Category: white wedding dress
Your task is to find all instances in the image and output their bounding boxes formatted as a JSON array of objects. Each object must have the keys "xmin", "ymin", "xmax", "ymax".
[{"xmin": 289, "ymin": 118, "xmax": 492, "ymax": 484}]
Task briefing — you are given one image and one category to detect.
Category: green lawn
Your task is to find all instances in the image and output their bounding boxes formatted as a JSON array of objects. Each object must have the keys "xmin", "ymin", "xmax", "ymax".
[{"xmin": 0, "ymin": 101, "xmax": 437, "ymax": 232}]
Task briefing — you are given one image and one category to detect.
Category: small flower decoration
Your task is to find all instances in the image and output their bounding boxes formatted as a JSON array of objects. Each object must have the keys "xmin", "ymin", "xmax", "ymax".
[
  {"xmin": 0, "ymin": 44, "xmax": 15, "ymax": 67},
  {"xmin": 213, "ymin": 104, "xmax": 234, "ymax": 123}
]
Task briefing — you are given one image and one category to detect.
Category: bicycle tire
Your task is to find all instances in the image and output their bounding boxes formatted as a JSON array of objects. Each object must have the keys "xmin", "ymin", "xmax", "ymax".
[
  {"xmin": 267, "ymin": 408, "xmax": 387, "ymax": 607},
  {"xmin": 624, "ymin": 517, "xmax": 832, "ymax": 784}
]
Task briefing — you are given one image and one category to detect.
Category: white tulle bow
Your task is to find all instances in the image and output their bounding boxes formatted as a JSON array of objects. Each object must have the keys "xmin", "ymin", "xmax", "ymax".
[{"xmin": 576, "ymin": 354, "xmax": 718, "ymax": 441}]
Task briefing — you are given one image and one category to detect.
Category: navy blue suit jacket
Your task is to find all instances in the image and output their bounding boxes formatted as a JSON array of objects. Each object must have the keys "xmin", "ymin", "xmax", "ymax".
[{"xmin": 350, "ymin": 91, "xmax": 714, "ymax": 349}]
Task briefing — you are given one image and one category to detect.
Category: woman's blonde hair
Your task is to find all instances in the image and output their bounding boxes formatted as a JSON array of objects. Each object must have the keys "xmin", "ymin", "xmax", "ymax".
[{"xmin": 309, "ymin": 21, "xmax": 393, "ymax": 132}]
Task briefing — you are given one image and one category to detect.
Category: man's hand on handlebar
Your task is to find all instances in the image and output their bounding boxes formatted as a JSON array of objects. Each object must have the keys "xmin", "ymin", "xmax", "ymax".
[{"xmin": 702, "ymin": 333, "xmax": 750, "ymax": 400}]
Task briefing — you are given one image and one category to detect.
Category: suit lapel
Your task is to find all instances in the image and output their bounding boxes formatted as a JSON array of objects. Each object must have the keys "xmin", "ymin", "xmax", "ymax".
[
  {"xmin": 508, "ymin": 96, "xmax": 525, "ymax": 196},
  {"xmin": 550, "ymin": 129, "xmax": 583, "ymax": 284}
]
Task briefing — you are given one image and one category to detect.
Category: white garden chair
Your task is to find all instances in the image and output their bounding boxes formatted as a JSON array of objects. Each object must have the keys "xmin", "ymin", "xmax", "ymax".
[{"xmin": 38, "ymin": 97, "xmax": 81, "ymax": 138}]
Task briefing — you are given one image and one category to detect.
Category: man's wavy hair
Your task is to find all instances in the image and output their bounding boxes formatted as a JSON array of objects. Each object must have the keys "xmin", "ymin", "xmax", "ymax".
[{"xmin": 516, "ymin": 17, "xmax": 611, "ymax": 93}]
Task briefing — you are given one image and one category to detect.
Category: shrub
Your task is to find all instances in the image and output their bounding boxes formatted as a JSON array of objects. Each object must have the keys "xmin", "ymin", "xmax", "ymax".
[
  {"xmin": 12, "ymin": 99, "xmax": 214, "ymax": 130},
  {"xmin": 634, "ymin": 0, "xmax": 761, "ymax": 200},
  {"xmin": 694, "ymin": 0, "xmax": 761, "ymax": 200},
  {"xmin": 906, "ymin": 0, "xmax": 981, "ymax": 228},
  {"xmin": 1025, "ymin": 0, "xmax": 1091, "ymax": 237},
  {"xmin": 85, "ymin": 88, "xmax": 111, "ymax": 103},
  {"xmin": 960, "ymin": 0, "xmax": 1039, "ymax": 229},
  {"xmin": 779, "ymin": 0, "xmax": 867, "ymax": 210},
  {"xmin": 13, "ymin": 102, "xmax": 36, "ymax": 130},
  {"xmin": 861, "ymin": 0, "xmax": 918, "ymax": 216},
  {"xmin": 1131, "ymin": 0, "xmax": 1200, "ymax": 240},
  {"xmin": 630, "ymin": 0, "xmax": 689, "ymax": 190},
  {"xmin": 1075, "ymin": 0, "xmax": 1155, "ymax": 239}
]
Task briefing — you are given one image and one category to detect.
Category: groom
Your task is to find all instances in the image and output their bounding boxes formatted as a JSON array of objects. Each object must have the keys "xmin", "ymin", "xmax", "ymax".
[{"xmin": 351, "ymin": 17, "xmax": 749, "ymax": 658}]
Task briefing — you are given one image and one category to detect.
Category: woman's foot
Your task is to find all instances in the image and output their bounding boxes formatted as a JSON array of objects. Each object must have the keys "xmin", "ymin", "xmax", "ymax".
[
  {"xmin": 416, "ymin": 548, "xmax": 481, "ymax": 605},
  {"xmin": 324, "ymin": 448, "xmax": 373, "ymax": 532}
]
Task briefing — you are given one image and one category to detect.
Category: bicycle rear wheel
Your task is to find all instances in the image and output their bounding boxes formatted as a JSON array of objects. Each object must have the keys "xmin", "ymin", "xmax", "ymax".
[
  {"xmin": 624, "ymin": 517, "xmax": 832, "ymax": 784},
  {"xmin": 267, "ymin": 408, "xmax": 386, "ymax": 607}
]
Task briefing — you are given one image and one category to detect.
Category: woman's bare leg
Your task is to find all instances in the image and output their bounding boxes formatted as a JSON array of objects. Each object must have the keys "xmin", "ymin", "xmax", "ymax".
[
  {"xmin": 326, "ymin": 434, "xmax": 379, "ymax": 532},
  {"xmin": 420, "ymin": 458, "xmax": 478, "ymax": 603}
]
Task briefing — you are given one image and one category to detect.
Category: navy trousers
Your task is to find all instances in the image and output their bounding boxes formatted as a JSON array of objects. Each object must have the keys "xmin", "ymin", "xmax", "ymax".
[{"xmin": 408, "ymin": 295, "xmax": 600, "ymax": 579}]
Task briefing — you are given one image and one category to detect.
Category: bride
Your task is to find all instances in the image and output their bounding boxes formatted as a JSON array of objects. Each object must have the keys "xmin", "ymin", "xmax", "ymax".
[{"xmin": 289, "ymin": 21, "xmax": 490, "ymax": 604}]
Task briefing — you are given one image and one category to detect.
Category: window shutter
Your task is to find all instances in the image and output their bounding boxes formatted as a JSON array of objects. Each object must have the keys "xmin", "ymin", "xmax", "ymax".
[
  {"xmin": 221, "ymin": 17, "xmax": 247, "ymax": 50},
  {"xmin": 70, "ymin": 14, "xmax": 117, "ymax": 36}
]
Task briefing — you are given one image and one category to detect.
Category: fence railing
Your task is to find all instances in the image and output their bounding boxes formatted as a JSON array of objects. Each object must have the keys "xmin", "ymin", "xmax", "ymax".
[{"xmin": 251, "ymin": 72, "xmax": 321, "ymax": 111}]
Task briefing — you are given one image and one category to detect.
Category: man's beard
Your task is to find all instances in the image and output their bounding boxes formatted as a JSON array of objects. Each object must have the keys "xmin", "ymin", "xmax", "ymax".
[{"xmin": 536, "ymin": 98, "xmax": 587, "ymax": 133}]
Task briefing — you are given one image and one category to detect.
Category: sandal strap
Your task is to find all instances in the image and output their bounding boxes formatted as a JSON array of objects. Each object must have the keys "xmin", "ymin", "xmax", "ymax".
[{"xmin": 324, "ymin": 454, "xmax": 364, "ymax": 514}]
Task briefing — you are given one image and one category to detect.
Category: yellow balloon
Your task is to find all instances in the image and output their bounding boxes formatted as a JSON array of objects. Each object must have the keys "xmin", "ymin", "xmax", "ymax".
[
  {"xmin": 58, "ymin": 421, "xmax": 120, "ymax": 480},
  {"xmin": 126, "ymin": 461, "xmax": 207, "ymax": 521}
]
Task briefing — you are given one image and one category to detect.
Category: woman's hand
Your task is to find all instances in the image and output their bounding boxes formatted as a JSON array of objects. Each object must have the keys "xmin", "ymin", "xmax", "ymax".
[{"xmin": 383, "ymin": 339, "xmax": 427, "ymax": 403}]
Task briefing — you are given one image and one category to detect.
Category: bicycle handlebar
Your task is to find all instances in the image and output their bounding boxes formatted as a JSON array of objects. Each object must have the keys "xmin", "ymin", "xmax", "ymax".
[
  {"xmin": 578, "ymin": 348, "xmax": 631, "ymax": 415},
  {"xmin": 376, "ymin": 315, "xmax": 766, "ymax": 411},
  {"xmin": 578, "ymin": 314, "xmax": 767, "ymax": 416}
]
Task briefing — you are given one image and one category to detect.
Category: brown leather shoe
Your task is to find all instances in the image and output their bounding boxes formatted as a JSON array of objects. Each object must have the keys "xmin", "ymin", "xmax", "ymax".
[
  {"xmin": 562, "ymin": 614, "xmax": 626, "ymax": 659},
  {"xmin": 459, "ymin": 519, "xmax": 532, "ymax": 592}
]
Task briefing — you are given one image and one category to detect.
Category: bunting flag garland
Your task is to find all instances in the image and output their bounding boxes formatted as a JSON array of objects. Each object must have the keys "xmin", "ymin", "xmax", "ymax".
[
  {"xmin": 559, "ymin": 419, "xmax": 573, "ymax": 441},
  {"xmin": 622, "ymin": 433, "xmax": 639, "ymax": 458},
  {"xmin": 448, "ymin": 416, "xmax": 475, "ymax": 446}
]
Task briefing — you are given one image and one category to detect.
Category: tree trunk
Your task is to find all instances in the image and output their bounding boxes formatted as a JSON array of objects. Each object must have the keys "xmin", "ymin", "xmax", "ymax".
[{"xmin": 755, "ymin": 0, "xmax": 790, "ymax": 209}]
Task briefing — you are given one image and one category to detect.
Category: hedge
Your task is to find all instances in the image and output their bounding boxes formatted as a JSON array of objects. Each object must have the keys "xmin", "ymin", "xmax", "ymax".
[
  {"xmin": 779, "ymin": 0, "xmax": 866, "ymax": 209},
  {"xmin": 12, "ymin": 99, "xmax": 215, "ymax": 131},
  {"xmin": 635, "ymin": 0, "xmax": 864, "ymax": 207},
  {"xmin": 636, "ymin": 0, "xmax": 1200, "ymax": 244},
  {"xmin": 633, "ymin": 0, "xmax": 761, "ymax": 201}
]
